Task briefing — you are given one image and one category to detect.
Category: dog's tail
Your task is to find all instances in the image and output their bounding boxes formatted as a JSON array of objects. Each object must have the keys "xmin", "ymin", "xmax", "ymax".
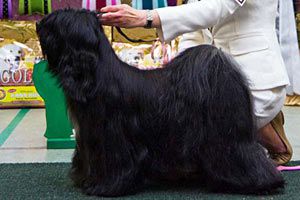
[{"xmin": 176, "ymin": 45, "xmax": 284, "ymax": 194}]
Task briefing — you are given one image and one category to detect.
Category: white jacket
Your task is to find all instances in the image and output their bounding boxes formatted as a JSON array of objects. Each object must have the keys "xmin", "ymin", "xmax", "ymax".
[{"xmin": 156, "ymin": 0, "xmax": 290, "ymax": 90}]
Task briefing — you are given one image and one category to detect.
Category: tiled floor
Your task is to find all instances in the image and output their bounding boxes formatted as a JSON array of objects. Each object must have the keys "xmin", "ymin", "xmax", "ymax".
[
  {"xmin": 0, "ymin": 106, "xmax": 299, "ymax": 163},
  {"xmin": 0, "ymin": 109, "xmax": 73, "ymax": 163}
]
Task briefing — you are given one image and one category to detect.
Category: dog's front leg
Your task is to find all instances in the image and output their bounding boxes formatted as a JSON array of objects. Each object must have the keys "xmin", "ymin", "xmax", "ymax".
[{"xmin": 78, "ymin": 117, "xmax": 145, "ymax": 197}]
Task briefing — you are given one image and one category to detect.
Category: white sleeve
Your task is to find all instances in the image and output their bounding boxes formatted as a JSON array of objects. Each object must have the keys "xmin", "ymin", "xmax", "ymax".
[
  {"xmin": 178, "ymin": 29, "xmax": 205, "ymax": 53},
  {"xmin": 155, "ymin": 0, "xmax": 245, "ymax": 42}
]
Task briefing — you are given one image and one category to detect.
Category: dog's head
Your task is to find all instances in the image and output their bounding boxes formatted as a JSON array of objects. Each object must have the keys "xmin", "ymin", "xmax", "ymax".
[{"xmin": 36, "ymin": 9, "xmax": 107, "ymax": 102}]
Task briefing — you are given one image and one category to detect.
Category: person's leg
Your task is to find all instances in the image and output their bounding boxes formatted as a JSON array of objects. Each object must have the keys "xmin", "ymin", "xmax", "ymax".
[
  {"xmin": 252, "ymin": 86, "xmax": 293, "ymax": 165},
  {"xmin": 259, "ymin": 123, "xmax": 286, "ymax": 153}
]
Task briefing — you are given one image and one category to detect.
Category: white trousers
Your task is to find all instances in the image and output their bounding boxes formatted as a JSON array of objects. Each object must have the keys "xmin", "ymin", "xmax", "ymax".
[{"xmin": 252, "ymin": 86, "xmax": 286, "ymax": 129}]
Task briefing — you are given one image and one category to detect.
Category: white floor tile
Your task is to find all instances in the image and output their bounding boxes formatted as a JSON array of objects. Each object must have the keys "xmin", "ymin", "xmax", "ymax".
[
  {"xmin": 0, "ymin": 149, "xmax": 73, "ymax": 163},
  {"xmin": 2, "ymin": 109, "xmax": 46, "ymax": 148},
  {"xmin": 0, "ymin": 109, "xmax": 20, "ymax": 133},
  {"xmin": 282, "ymin": 106, "xmax": 300, "ymax": 160}
]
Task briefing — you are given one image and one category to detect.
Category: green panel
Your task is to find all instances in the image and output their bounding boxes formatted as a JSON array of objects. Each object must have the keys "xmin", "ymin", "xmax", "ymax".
[
  {"xmin": 33, "ymin": 60, "xmax": 74, "ymax": 149},
  {"xmin": 47, "ymin": 138, "xmax": 76, "ymax": 149}
]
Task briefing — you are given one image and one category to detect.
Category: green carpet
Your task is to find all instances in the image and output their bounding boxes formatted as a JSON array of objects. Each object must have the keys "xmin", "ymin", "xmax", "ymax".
[{"xmin": 0, "ymin": 162, "xmax": 300, "ymax": 200}]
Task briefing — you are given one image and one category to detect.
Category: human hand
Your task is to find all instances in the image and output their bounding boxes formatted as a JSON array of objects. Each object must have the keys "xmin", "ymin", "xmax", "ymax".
[{"xmin": 100, "ymin": 4, "xmax": 147, "ymax": 28}]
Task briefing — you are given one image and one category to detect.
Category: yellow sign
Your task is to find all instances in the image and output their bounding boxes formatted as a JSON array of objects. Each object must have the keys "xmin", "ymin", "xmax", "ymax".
[{"xmin": 0, "ymin": 86, "xmax": 44, "ymax": 108}]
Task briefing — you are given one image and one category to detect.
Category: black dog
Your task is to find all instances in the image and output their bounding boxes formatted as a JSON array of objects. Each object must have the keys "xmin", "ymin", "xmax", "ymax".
[{"xmin": 36, "ymin": 9, "xmax": 284, "ymax": 197}]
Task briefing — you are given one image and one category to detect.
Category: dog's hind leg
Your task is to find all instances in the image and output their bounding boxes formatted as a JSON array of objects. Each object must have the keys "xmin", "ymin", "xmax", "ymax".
[
  {"xmin": 195, "ymin": 139, "xmax": 284, "ymax": 194},
  {"xmin": 190, "ymin": 103, "xmax": 285, "ymax": 193},
  {"xmin": 185, "ymin": 46, "xmax": 284, "ymax": 193}
]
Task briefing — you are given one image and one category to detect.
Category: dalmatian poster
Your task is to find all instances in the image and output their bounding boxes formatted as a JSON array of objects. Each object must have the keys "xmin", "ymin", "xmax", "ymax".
[{"xmin": 0, "ymin": 21, "xmax": 44, "ymax": 108}]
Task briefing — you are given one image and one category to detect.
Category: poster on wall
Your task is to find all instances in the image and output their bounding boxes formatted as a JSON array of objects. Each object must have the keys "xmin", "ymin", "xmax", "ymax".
[
  {"xmin": 0, "ymin": 20, "xmax": 44, "ymax": 108},
  {"xmin": 0, "ymin": 0, "xmax": 82, "ymax": 108}
]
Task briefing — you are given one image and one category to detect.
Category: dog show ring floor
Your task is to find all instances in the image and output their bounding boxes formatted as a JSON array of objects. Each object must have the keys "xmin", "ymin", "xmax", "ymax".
[{"xmin": 0, "ymin": 106, "xmax": 300, "ymax": 199}]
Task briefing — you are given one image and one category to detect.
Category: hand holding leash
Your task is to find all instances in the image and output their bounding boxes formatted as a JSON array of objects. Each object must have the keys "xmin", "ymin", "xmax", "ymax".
[{"xmin": 100, "ymin": 4, "xmax": 161, "ymax": 29}]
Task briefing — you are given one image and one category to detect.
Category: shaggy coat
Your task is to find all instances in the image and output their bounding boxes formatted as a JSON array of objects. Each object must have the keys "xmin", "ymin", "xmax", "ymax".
[{"xmin": 36, "ymin": 9, "xmax": 284, "ymax": 197}]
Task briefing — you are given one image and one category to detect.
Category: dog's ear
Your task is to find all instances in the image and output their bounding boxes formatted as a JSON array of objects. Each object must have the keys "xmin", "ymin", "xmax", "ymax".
[
  {"xmin": 36, "ymin": 9, "xmax": 103, "ymax": 103},
  {"xmin": 58, "ymin": 47, "xmax": 98, "ymax": 103}
]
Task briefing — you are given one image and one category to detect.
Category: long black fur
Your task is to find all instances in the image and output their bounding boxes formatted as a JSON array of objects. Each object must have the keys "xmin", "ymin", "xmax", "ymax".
[{"xmin": 36, "ymin": 9, "xmax": 284, "ymax": 197}]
